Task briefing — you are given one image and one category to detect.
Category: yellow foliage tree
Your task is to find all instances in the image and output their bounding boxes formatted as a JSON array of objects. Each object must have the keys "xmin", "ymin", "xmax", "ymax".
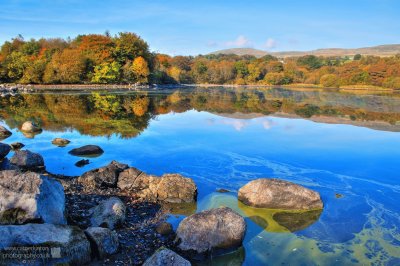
[{"xmin": 131, "ymin": 56, "xmax": 150, "ymax": 84}]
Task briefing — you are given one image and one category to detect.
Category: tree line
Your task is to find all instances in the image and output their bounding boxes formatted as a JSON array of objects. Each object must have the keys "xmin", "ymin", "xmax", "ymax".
[{"xmin": 1, "ymin": 32, "xmax": 400, "ymax": 88}]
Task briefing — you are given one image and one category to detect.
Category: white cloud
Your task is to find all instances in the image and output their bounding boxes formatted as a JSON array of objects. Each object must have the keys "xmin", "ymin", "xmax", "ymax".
[
  {"xmin": 225, "ymin": 35, "xmax": 252, "ymax": 47},
  {"xmin": 264, "ymin": 38, "xmax": 277, "ymax": 50}
]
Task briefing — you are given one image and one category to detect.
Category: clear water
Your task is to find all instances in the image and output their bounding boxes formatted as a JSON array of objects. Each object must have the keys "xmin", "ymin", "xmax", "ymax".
[{"xmin": 1, "ymin": 87, "xmax": 400, "ymax": 265}]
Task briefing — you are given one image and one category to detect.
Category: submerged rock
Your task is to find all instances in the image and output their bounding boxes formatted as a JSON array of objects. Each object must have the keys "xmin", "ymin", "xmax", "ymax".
[
  {"xmin": 117, "ymin": 169, "xmax": 197, "ymax": 203},
  {"xmin": 75, "ymin": 159, "xmax": 90, "ymax": 167},
  {"xmin": 79, "ymin": 160, "xmax": 128, "ymax": 189},
  {"xmin": 0, "ymin": 170, "xmax": 66, "ymax": 225},
  {"xmin": 89, "ymin": 197, "xmax": 126, "ymax": 230},
  {"xmin": 0, "ymin": 142, "xmax": 11, "ymax": 159},
  {"xmin": 0, "ymin": 125, "xmax": 12, "ymax": 139},
  {"xmin": 176, "ymin": 207, "xmax": 246, "ymax": 256},
  {"xmin": 21, "ymin": 121, "xmax": 42, "ymax": 133},
  {"xmin": 143, "ymin": 247, "xmax": 191, "ymax": 266},
  {"xmin": 52, "ymin": 138, "xmax": 71, "ymax": 146},
  {"xmin": 238, "ymin": 178, "xmax": 323, "ymax": 210},
  {"xmin": 0, "ymin": 224, "xmax": 91, "ymax": 265},
  {"xmin": 85, "ymin": 227, "xmax": 119, "ymax": 259},
  {"xmin": 10, "ymin": 142, "xmax": 25, "ymax": 150},
  {"xmin": 156, "ymin": 222, "xmax": 173, "ymax": 235},
  {"xmin": 9, "ymin": 149, "xmax": 45, "ymax": 170},
  {"xmin": 69, "ymin": 145, "xmax": 104, "ymax": 156}
]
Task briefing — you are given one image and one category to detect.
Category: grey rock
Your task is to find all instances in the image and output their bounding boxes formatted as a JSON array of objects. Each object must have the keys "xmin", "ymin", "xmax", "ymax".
[
  {"xmin": 0, "ymin": 170, "xmax": 66, "ymax": 225},
  {"xmin": 69, "ymin": 145, "xmax": 104, "ymax": 156},
  {"xmin": 52, "ymin": 138, "xmax": 71, "ymax": 146},
  {"xmin": 75, "ymin": 159, "xmax": 90, "ymax": 167},
  {"xmin": 89, "ymin": 197, "xmax": 126, "ymax": 230},
  {"xmin": 21, "ymin": 121, "xmax": 42, "ymax": 133},
  {"xmin": 0, "ymin": 125, "xmax": 12, "ymax": 139},
  {"xmin": 176, "ymin": 207, "xmax": 246, "ymax": 254},
  {"xmin": 10, "ymin": 142, "xmax": 25, "ymax": 150},
  {"xmin": 84, "ymin": 227, "xmax": 119, "ymax": 258},
  {"xmin": 238, "ymin": 178, "xmax": 323, "ymax": 210},
  {"xmin": 0, "ymin": 142, "xmax": 11, "ymax": 159},
  {"xmin": 79, "ymin": 160, "xmax": 128, "ymax": 189},
  {"xmin": 9, "ymin": 149, "xmax": 45, "ymax": 170},
  {"xmin": 143, "ymin": 247, "xmax": 191, "ymax": 266},
  {"xmin": 117, "ymin": 169, "xmax": 197, "ymax": 203},
  {"xmin": 0, "ymin": 224, "xmax": 91, "ymax": 265}
]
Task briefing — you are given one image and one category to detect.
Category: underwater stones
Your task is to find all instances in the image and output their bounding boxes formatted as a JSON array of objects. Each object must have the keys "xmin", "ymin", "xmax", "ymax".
[
  {"xmin": 89, "ymin": 197, "xmax": 126, "ymax": 230},
  {"xmin": 143, "ymin": 247, "xmax": 191, "ymax": 266},
  {"xmin": 0, "ymin": 142, "xmax": 11, "ymax": 160},
  {"xmin": 0, "ymin": 125, "xmax": 12, "ymax": 140},
  {"xmin": 69, "ymin": 145, "xmax": 104, "ymax": 156},
  {"xmin": 0, "ymin": 170, "xmax": 66, "ymax": 225},
  {"xmin": 79, "ymin": 160, "xmax": 128, "ymax": 189},
  {"xmin": 10, "ymin": 142, "xmax": 24, "ymax": 150},
  {"xmin": 176, "ymin": 207, "xmax": 246, "ymax": 255},
  {"xmin": 9, "ymin": 149, "xmax": 45, "ymax": 170},
  {"xmin": 21, "ymin": 121, "xmax": 42, "ymax": 133},
  {"xmin": 75, "ymin": 159, "xmax": 90, "ymax": 167},
  {"xmin": 52, "ymin": 138, "xmax": 71, "ymax": 147},
  {"xmin": 84, "ymin": 227, "xmax": 119, "ymax": 259},
  {"xmin": 238, "ymin": 178, "xmax": 323, "ymax": 211},
  {"xmin": 0, "ymin": 224, "xmax": 91, "ymax": 265},
  {"xmin": 156, "ymin": 222, "xmax": 173, "ymax": 235}
]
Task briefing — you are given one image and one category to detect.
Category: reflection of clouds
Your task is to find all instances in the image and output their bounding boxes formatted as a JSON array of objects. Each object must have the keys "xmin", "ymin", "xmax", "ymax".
[
  {"xmin": 208, "ymin": 117, "xmax": 278, "ymax": 131},
  {"xmin": 221, "ymin": 119, "xmax": 248, "ymax": 131}
]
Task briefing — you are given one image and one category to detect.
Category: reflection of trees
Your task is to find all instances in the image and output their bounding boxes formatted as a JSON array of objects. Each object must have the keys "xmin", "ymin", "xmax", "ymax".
[{"xmin": 1, "ymin": 88, "xmax": 400, "ymax": 138}]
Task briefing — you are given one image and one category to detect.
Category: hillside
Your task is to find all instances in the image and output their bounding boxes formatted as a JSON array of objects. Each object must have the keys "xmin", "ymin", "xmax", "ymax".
[{"xmin": 209, "ymin": 44, "xmax": 400, "ymax": 58}]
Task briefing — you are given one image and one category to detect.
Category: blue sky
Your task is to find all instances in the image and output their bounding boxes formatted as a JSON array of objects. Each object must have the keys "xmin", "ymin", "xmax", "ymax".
[{"xmin": 0, "ymin": 0, "xmax": 399, "ymax": 55}]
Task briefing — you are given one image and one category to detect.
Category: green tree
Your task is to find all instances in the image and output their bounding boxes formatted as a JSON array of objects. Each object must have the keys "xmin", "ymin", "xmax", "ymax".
[{"xmin": 91, "ymin": 62, "xmax": 121, "ymax": 83}]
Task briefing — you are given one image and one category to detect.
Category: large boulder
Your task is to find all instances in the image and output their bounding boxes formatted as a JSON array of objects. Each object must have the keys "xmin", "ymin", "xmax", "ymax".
[
  {"xmin": 0, "ymin": 125, "xmax": 12, "ymax": 139},
  {"xmin": 117, "ymin": 169, "xmax": 197, "ymax": 203},
  {"xmin": 0, "ymin": 170, "xmax": 66, "ymax": 225},
  {"xmin": 0, "ymin": 224, "xmax": 91, "ymax": 265},
  {"xmin": 176, "ymin": 207, "xmax": 246, "ymax": 255},
  {"xmin": 21, "ymin": 121, "xmax": 42, "ymax": 133},
  {"xmin": 0, "ymin": 142, "xmax": 11, "ymax": 160},
  {"xmin": 84, "ymin": 227, "xmax": 119, "ymax": 259},
  {"xmin": 143, "ymin": 247, "xmax": 191, "ymax": 266},
  {"xmin": 238, "ymin": 178, "xmax": 323, "ymax": 210},
  {"xmin": 9, "ymin": 149, "xmax": 45, "ymax": 170},
  {"xmin": 79, "ymin": 160, "xmax": 129, "ymax": 189},
  {"xmin": 89, "ymin": 197, "xmax": 126, "ymax": 230},
  {"xmin": 157, "ymin": 174, "xmax": 198, "ymax": 203},
  {"xmin": 52, "ymin": 138, "xmax": 71, "ymax": 147},
  {"xmin": 69, "ymin": 145, "xmax": 104, "ymax": 156}
]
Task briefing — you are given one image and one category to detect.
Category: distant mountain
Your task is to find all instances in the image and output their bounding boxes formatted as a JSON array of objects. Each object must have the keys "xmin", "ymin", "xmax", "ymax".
[{"xmin": 208, "ymin": 44, "xmax": 400, "ymax": 58}]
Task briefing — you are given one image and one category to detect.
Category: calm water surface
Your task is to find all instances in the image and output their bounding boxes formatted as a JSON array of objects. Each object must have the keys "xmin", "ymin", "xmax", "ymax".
[{"xmin": 1, "ymin": 87, "xmax": 400, "ymax": 265}]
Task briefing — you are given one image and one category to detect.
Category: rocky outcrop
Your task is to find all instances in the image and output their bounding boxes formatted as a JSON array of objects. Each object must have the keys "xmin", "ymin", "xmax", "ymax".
[
  {"xmin": 0, "ymin": 142, "xmax": 11, "ymax": 160},
  {"xmin": 10, "ymin": 142, "xmax": 24, "ymax": 150},
  {"xmin": 0, "ymin": 170, "xmax": 66, "ymax": 225},
  {"xmin": 85, "ymin": 227, "xmax": 119, "ymax": 259},
  {"xmin": 117, "ymin": 169, "xmax": 197, "ymax": 203},
  {"xmin": 0, "ymin": 224, "xmax": 91, "ymax": 265},
  {"xmin": 238, "ymin": 178, "xmax": 323, "ymax": 210},
  {"xmin": 21, "ymin": 121, "xmax": 42, "ymax": 133},
  {"xmin": 69, "ymin": 145, "xmax": 104, "ymax": 156},
  {"xmin": 79, "ymin": 161, "xmax": 128, "ymax": 189},
  {"xmin": 9, "ymin": 149, "xmax": 45, "ymax": 170},
  {"xmin": 143, "ymin": 247, "xmax": 191, "ymax": 266},
  {"xmin": 176, "ymin": 207, "xmax": 246, "ymax": 255},
  {"xmin": 89, "ymin": 197, "xmax": 126, "ymax": 230},
  {"xmin": 0, "ymin": 125, "xmax": 12, "ymax": 139},
  {"xmin": 52, "ymin": 138, "xmax": 71, "ymax": 146}
]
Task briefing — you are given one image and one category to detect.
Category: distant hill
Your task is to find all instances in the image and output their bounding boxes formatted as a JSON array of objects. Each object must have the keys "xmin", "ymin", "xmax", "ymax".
[{"xmin": 209, "ymin": 44, "xmax": 400, "ymax": 58}]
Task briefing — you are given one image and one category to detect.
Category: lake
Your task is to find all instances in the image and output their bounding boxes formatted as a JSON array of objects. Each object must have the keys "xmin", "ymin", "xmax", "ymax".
[{"xmin": 1, "ymin": 87, "xmax": 400, "ymax": 265}]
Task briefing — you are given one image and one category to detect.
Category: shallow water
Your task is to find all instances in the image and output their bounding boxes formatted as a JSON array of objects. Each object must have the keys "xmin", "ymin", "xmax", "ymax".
[{"xmin": 1, "ymin": 87, "xmax": 400, "ymax": 265}]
